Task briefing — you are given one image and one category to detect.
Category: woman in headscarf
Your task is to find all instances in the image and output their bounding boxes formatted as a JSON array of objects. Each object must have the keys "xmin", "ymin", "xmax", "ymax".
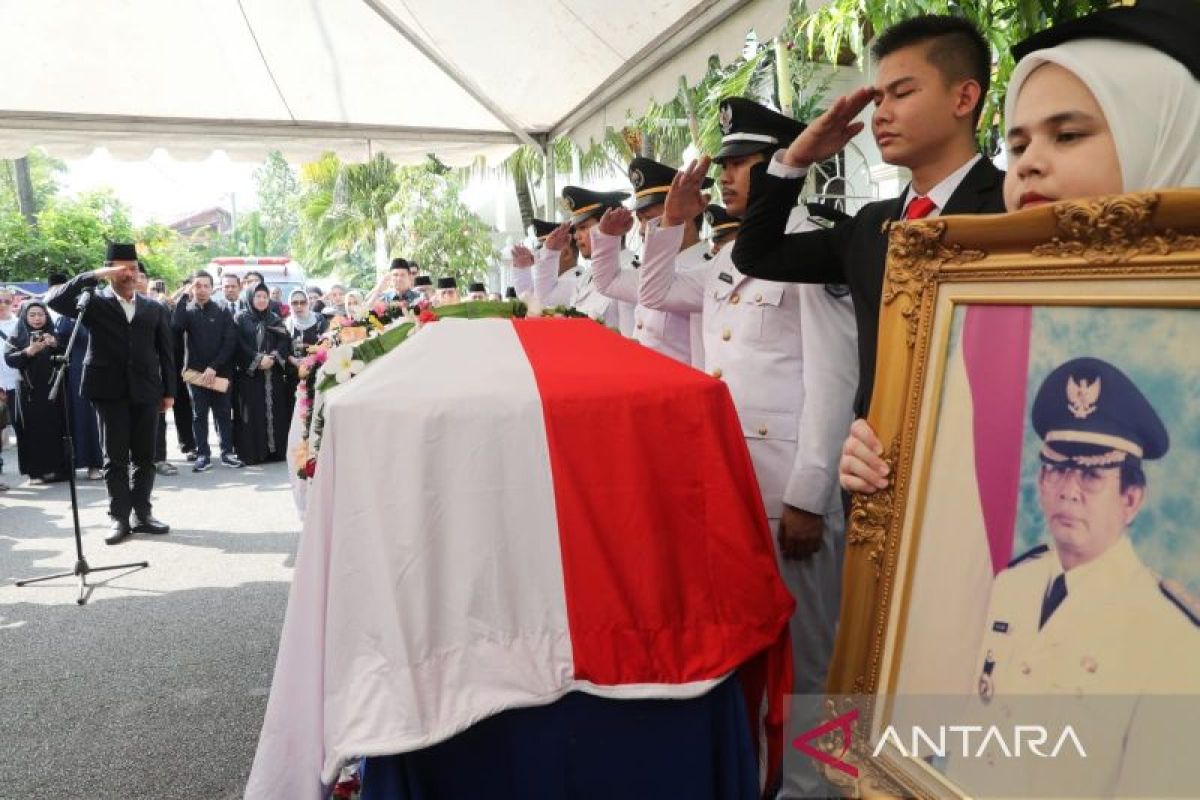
[
  {"xmin": 232, "ymin": 283, "xmax": 293, "ymax": 465},
  {"xmin": 3, "ymin": 300, "xmax": 67, "ymax": 482},
  {"xmin": 1002, "ymin": 2, "xmax": 1200, "ymax": 211},
  {"xmin": 284, "ymin": 288, "xmax": 327, "ymax": 396},
  {"xmin": 841, "ymin": 0, "xmax": 1200, "ymax": 497}
]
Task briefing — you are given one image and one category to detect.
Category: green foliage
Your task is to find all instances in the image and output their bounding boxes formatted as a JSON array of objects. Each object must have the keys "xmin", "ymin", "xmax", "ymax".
[
  {"xmin": 0, "ymin": 150, "xmax": 66, "ymax": 215},
  {"xmin": 388, "ymin": 162, "xmax": 497, "ymax": 287},
  {"xmin": 295, "ymin": 152, "xmax": 497, "ymax": 288},
  {"xmin": 0, "ymin": 188, "xmax": 202, "ymax": 286},
  {"xmin": 254, "ymin": 151, "xmax": 300, "ymax": 255}
]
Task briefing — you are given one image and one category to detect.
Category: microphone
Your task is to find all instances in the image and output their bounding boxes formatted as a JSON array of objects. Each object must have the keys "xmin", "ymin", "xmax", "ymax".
[{"xmin": 76, "ymin": 288, "xmax": 94, "ymax": 312}]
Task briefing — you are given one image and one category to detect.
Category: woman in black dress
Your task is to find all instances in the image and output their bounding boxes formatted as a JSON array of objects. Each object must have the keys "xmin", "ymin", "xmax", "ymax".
[
  {"xmin": 3, "ymin": 301, "xmax": 67, "ymax": 482},
  {"xmin": 232, "ymin": 284, "xmax": 292, "ymax": 465}
]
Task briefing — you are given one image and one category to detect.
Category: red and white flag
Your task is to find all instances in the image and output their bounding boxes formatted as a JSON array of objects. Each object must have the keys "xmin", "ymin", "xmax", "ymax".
[{"xmin": 247, "ymin": 317, "xmax": 794, "ymax": 800}]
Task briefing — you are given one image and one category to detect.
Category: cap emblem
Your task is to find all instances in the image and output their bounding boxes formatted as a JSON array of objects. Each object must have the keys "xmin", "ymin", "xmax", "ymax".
[
  {"xmin": 719, "ymin": 103, "xmax": 734, "ymax": 135},
  {"xmin": 629, "ymin": 168, "xmax": 645, "ymax": 189},
  {"xmin": 1066, "ymin": 375, "xmax": 1101, "ymax": 419}
]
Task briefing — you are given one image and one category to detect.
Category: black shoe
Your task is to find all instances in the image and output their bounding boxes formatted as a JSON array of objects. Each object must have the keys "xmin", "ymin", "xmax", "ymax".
[
  {"xmin": 185, "ymin": 451, "xmax": 199, "ymax": 462},
  {"xmin": 106, "ymin": 519, "xmax": 132, "ymax": 545},
  {"xmin": 193, "ymin": 455, "xmax": 212, "ymax": 472},
  {"xmin": 133, "ymin": 515, "xmax": 170, "ymax": 535},
  {"xmin": 220, "ymin": 453, "xmax": 244, "ymax": 468}
]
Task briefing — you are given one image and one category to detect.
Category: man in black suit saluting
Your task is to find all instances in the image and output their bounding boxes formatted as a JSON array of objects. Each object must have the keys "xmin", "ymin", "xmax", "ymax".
[
  {"xmin": 47, "ymin": 243, "xmax": 176, "ymax": 544},
  {"xmin": 726, "ymin": 15, "xmax": 1004, "ymax": 425}
]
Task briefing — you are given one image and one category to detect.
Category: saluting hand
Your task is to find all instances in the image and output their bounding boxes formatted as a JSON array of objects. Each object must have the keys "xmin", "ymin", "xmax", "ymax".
[
  {"xmin": 662, "ymin": 157, "xmax": 712, "ymax": 228},
  {"xmin": 838, "ymin": 418, "xmax": 889, "ymax": 494},
  {"xmin": 598, "ymin": 207, "xmax": 634, "ymax": 237},
  {"xmin": 783, "ymin": 86, "xmax": 874, "ymax": 168},
  {"xmin": 544, "ymin": 222, "xmax": 572, "ymax": 252},
  {"xmin": 511, "ymin": 244, "xmax": 535, "ymax": 269},
  {"xmin": 95, "ymin": 264, "xmax": 136, "ymax": 282}
]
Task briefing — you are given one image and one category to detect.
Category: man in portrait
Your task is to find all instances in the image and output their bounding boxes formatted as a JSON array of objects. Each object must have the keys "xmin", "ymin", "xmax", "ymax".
[{"xmin": 951, "ymin": 356, "xmax": 1200, "ymax": 796}]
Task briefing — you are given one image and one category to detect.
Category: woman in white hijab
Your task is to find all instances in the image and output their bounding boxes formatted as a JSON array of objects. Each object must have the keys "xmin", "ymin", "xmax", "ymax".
[
  {"xmin": 1003, "ymin": 2, "xmax": 1200, "ymax": 210},
  {"xmin": 841, "ymin": 0, "xmax": 1200, "ymax": 497}
]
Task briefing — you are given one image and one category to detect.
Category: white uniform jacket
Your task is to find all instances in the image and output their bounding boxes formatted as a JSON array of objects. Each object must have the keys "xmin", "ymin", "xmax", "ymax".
[
  {"xmin": 531, "ymin": 244, "xmax": 635, "ymax": 335},
  {"xmin": 638, "ymin": 211, "xmax": 857, "ymax": 518},
  {"xmin": 948, "ymin": 536, "xmax": 1200, "ymax": 796},
  {"xmin": 589, "ymin": 229, "xmax": 706, "ymax": 365}
]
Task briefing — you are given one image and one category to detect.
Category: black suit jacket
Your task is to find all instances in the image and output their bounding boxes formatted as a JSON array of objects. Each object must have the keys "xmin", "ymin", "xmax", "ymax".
[
  {"xmin": 732, "ymin": 157, "xmax": 1006, "ymax": 416},
  {"xmin": 46, "ymin": 272, "xmax": 176, "ymax": 404}
]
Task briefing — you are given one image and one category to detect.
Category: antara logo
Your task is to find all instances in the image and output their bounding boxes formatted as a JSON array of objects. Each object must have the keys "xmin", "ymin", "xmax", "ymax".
[
  {"xmin": 792, "ymin": 709, "xmax": 860, "ymax": 778},
  {"xmin": 872, "ymin": 725, "xmax": 1087, "ymax": 759}
]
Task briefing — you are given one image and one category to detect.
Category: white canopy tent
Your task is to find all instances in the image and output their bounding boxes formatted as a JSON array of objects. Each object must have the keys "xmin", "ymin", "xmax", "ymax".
[{"xmin": 0, "ymin": 0, "xmax": 826, "ymax": 185}]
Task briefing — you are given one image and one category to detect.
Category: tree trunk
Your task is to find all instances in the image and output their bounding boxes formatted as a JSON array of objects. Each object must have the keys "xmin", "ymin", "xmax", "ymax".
[
  {"xmin": 374, "ymin": 225, "xmax": 389, "ymax": 279},
  {"xmin": 774, "ymin": 39, "xmax": 796, "ymax": 117},
  {"xmin": 13, "ymin": 157, "xmax": 37, "ymax": 227},
  {"xmin": 512, "ymin": 159, "xmax": 535, "ymax": 229},
  {"xmin": 679, "ymin": 76, "xmax": 702, "ymax": 150}
]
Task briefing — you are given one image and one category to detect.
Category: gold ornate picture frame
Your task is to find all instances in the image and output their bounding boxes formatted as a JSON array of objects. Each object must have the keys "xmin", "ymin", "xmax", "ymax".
[{"xmin": 822, "ymin": 190, "xmax": 1200, "ymax": 798}]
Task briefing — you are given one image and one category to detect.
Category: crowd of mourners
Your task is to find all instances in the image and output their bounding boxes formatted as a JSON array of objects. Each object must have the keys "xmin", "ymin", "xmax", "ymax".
[{"xmin": 0, "ymin": 261, "xmax": 470, "ymax": 492}]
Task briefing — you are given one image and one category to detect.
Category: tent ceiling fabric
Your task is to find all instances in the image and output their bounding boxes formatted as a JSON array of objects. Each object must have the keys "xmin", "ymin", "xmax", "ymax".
[{"xmin": 0, "ymin": 0, "xmax": 822, "ymax": 164}]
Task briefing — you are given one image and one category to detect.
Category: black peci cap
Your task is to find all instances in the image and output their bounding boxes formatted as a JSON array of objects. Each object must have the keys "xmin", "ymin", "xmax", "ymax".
[
  {"xmin": 105, "ymin": 242, "xmax": 138, "ymax": 262},
  {"xmin": 390, "ymin": 257, "xmax": 410, "ymax": 271},
  {"xmin": 436, "ymin": 277, "xmax": 458, "ymax": 290},
  {"xmin": 414, "ymin": 275, "xmax": 433, "ymax": 288},
  {"xmin": 467, "ymin": 281, "xmax": 486, "ymax": 293}
]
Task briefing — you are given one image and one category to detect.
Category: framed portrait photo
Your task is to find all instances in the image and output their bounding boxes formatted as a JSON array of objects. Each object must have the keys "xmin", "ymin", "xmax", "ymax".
[{"xmin": 822, "ymin": 191, "xmax": 1200, "ymax": 798}]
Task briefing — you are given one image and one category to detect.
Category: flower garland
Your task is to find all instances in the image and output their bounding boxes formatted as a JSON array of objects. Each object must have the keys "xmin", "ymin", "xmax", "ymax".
[{"xmin": 292, "ymin": 299, "xmax": 589, "ymax": 479}]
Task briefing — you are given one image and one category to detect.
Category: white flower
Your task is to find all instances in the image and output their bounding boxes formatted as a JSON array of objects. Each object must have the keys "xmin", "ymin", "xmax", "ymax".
[
  {"xmin": 326, "ymin": 343, "xmax": 365, "ymax": 384},
  {"xmin": 523, "ymin": 293, "xmax": 544, "ymax": 317}
]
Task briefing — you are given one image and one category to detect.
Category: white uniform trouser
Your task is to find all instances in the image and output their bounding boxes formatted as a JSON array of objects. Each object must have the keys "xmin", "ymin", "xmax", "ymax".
[{"xmin": 770, "ymin": 506, "xmax": 846, "ymax": 799}]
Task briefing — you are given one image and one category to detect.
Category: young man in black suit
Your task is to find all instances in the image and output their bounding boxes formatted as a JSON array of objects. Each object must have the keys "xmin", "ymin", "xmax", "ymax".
[
  {"xmin": 46, "ymin": 243, "xmax": 176, "ymax": 544},
  {"xmin": 722, "ymin": 16, "xmax": 1004, "ymax": 421}
]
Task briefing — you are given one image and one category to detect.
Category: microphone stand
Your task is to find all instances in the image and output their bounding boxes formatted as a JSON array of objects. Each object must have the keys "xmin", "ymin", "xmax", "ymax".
[{"xmin": 15, "ymin": 290, "xmax": 149, "ymax": 605}]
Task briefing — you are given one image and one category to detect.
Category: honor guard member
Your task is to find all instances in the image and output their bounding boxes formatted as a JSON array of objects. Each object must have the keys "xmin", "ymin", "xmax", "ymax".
[
  {"xmin": 466, "ymin": 282, "xmax": 487, "ymax": 302},
  {"xmin": 951, "ymin": 356, "xmax": 1200, "ymax": 798},
  {"xmin": 434, "ymin": 277, "xmax": 460, "ymax": 307},
  {"xmin": 532, "ymin": 187, "xmax": 635, "ymax": 334},
  {"xmin": 46, "ymin": 243, "xmax": 177, "ymax": 544},
  {"xmin": 704, "ymin": 204, "xmax": 740, "ymax": 255},
  {"xmin": 510, "ymin": 218, "xmax": 577, "ymax": 300},
  {"xmin": 639, "ymin": 97, "xmax": 858, "ymax": 798},
  {"xmin": 590, "ymin": 157, "xmax": 712, "ymax": 365}
]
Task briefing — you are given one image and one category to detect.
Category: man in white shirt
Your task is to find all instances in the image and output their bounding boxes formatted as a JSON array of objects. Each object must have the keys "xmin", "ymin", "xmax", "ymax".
[
  {"xmin": 640, "ymin": 96, "xmax": 859, "ymax": 799},
  {"xmin": 589, "ymin": 157, "xmax": 711, "ymax": 365}
]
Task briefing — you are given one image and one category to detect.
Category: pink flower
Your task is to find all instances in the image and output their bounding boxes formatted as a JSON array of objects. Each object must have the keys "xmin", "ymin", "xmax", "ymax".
[
  {"xmin": 372, "ymin": 302, "xmax": 387, "ymax": 317},
  {"xmin": 304, "ymin": 458, "xmax": 317, "ymax": 478},
  {"xmin": 313, "ymin": 349, "xmax": 328, "ymax": 365}
]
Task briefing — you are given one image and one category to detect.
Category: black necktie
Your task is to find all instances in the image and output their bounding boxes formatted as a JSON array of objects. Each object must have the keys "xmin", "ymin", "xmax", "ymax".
[{"xmin": 1039, "ymin": 574, "xmax": 1068, "ymax": 630}]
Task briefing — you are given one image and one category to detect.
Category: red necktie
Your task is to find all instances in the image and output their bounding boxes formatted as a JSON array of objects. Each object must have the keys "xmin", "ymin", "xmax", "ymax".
[{"xmin": 904, "ymin": 196, "xmax": 937, "ymax": 220}]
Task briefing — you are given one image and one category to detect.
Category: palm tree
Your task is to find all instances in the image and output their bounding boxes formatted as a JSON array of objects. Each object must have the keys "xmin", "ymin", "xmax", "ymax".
[{"xmin": 297, "ymin": 152, "xmax": 400, "ymax": 279}]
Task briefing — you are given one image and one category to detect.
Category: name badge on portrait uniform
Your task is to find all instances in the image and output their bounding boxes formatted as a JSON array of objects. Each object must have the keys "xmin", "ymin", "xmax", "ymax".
[
  {"xmin": 718, "ymin": 272, "xmax": 734, "ymax": 284},
  {"xmin": 978, "ymin": 650, "xmax": 996, "ymax": 703}
]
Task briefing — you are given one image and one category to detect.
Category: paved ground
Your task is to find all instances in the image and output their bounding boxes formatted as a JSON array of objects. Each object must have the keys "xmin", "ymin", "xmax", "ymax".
[{"xmin": 0, "ymin": 425, "xmax": 299, "ymax": 799}]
